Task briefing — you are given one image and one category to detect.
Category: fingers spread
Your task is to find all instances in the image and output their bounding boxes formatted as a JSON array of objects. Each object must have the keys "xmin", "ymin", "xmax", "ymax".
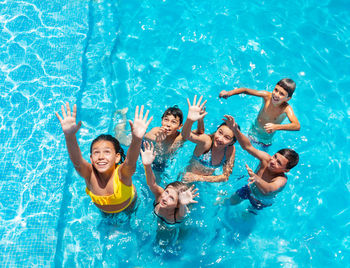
[
  {"xmin": 61, "ymin": 104, "xmax": 67, "ymax": 118},
  {"xmin": 55, "ymin": 112, "xmax": 63, "ymax": 122},
  {"xmin": 66, "ymin": 102, "xmax": 71, "ymax": 117},
  {"xmin": 135, "ymin": 106, "xmax": 139, "ymax": 120}
]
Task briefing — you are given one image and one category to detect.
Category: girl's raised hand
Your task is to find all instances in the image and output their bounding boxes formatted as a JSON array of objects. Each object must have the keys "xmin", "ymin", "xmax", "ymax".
[
  {"xmin": 129, "ymin": 105, "xmax": 153, "ymax": 139},
  {"xmin": 140, "ymin": 141, "xmax": 156, "ymax": 165},
  {"xmin": 223, "ymin": 114, "xmax": 238, "ymax": 130},
  {"xmin": 55, "ymin": 102, "xmax": 82, "ymax": 135},
  {"xmin": 179, "ymin": 185, "xmax": 199, "ymax": 205},
  {"xmin": 186, "ymin": 95, "xmax": 208, "ymax": 122}
]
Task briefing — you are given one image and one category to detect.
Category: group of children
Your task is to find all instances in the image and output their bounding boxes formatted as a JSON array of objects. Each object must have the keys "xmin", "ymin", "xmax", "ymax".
[{"xmin": 56, "ymin": 78, "xmax": 300, "ymax": 223}]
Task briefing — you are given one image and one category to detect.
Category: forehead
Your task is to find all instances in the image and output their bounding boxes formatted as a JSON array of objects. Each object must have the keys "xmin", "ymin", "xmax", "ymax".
[
  {"xmin": 274, "ymin": 153, "xmax": 289, "ymax": 165},
  {"xmin": 217, "ymin": 125, "xmax": 234, "ymax": 137},
  {"xmin": 91, "ymin": 140, "xmax": 115, "ymax": 151},
  {"xmin": 162, "ymin": 114, "xmax": 180, "ymax": 122},
  {"xmin": 165, "ymin": 186, "xmax": 178, "ymax": 195},
  {"xmin": 274, "ymin": 85, "xmax": 288, "ymax": 95}
]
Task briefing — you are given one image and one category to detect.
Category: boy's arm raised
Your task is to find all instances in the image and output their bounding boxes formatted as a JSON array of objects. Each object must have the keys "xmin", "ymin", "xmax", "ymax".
[
  {"xmin": 55, "ymin": 103, "xmax": 92, "ymax": 180},
  {"xmin": 225, "ymin": 115, "xmax": 270, "ymax": 162},
  {"xmin": 120, "ymin": 105, "xmax": 153, "ymax": 185},
  {"xmin": 246, "ymin": 164, "xmax": 287, "ymax": 194},
  {"xmin": 219, "ymin": 88, "xmax": 270, "ymax": 99}
]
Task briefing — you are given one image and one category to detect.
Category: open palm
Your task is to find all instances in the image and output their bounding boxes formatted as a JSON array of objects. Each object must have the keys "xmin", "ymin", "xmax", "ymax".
[
  {"xmin": 129, "ymin": 105, "xmax": 153, "ymax": 139},
  {"xmin": 55, "ymin": 102, "xmax": 81, "ymax": 135},
  {"xmin": 186, "ymin": 95, "xmax": 207, "ymax": 122},
  {"xmin": 140, "ymin": 141, "xmax": 156, "ymax": 165},
  {"xmin": 179, "ymin": 185, "xmax": 199, "ymax": 205}
]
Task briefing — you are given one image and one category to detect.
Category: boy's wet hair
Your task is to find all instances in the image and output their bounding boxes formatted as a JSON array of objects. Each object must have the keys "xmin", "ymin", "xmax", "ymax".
[
  {"xmin": 90, "ymin": 134, "xmax": 126, "ymax": 164},
  {"xmin": 277, "ymin": 148, "xmax": 299, "ymax": 169},
  {"xmin": 162, "ymin": 105, "xmax": 183, "ymax": 125},
  {"xmin": 277, "ymin": 78, "xmax": 296, "ymax": 97},
  {"xmin": 215, "ymin": 122, "xmax": 241, "ymax": 143}
]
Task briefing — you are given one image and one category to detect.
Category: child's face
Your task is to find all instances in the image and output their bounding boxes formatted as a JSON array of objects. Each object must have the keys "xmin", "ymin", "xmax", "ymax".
[
  {"xmin": 268, "ymin": 153, "xmax": 289, "ymax": 173},
  {"xmin": 161, "ymin": 114, "xmax": 182, "ymax": 136},
  {"xmin": 159, "ymin": 186, "xmax": 178, "ymax": 209},
  {"xmin": 90, "ymin": 140, "xmax": 120, "ymax": 174},
  {"xmin": 213, "ymin": 125, "xmax": 234, "ymax": 148},
  {"xmin": 271, "ymin": 85, "xmax": 291, "ymax": 105}
]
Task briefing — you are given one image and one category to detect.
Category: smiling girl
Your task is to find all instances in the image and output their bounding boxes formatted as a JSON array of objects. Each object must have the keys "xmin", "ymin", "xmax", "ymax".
[
  {"xmin": 181, "ymin": 96, "xmax": 238, "ymax": 183},
  {"xmin": 141, "ymin": 141, "xmax": 198, "ymax": 225},
  {"xmin": 56, "ymin": 103, "xmax": 152, "ymax": 214}
]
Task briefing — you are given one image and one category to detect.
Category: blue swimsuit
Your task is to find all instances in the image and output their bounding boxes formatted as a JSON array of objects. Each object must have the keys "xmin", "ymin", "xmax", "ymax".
[{"xmin": 192, "ymin": 147, "xmax": 227, "ymax": 169}]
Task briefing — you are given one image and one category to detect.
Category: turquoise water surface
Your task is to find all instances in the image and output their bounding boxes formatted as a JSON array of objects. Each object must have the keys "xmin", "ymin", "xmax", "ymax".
[{"xmin": 1, "ymin": 0, "xmax": 349, "ymax": 267}]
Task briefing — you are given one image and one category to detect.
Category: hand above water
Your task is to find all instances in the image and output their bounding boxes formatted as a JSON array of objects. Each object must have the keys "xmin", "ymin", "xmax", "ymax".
[
  {"xmin": 219, "ymin": 90, "xmax": 229, "ymax": 99},
  {"xmin": 128, "ymin": 105, "xmax": 153, "ymax": 139},
  {"xmin": 55, "ymin": 102, "xmax": 82, "ymax": 136},
  {"xmin": 186, "ymin": 95, "xmax": 207, "ymax": 122},
  {"xmin": 155, "ymin": 126, "xmax": 167, "ymax": 143},
  {"xmin": 179, "ymin": 185, "xmax": 199, "ymax": 206},
  {"xmin": 264, "ymin": 123, "xmax": 277, "ymax": 133},
  {"xmin": 140, "ymin": 141, "xmax": 156, "ymax": 166},
  {"xmin": 245, "ymin": 164, "xmax": 258, "ymax": 185}
]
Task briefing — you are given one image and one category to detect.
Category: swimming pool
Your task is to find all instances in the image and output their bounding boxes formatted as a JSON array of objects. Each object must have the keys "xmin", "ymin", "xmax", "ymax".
[{"xmin": 1, "ymin": 0, "xmax": 349, "ymax": 266}]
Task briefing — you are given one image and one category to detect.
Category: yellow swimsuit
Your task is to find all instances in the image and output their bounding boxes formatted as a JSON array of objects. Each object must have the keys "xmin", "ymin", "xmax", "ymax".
[{"xmin": 85, "ymin": 165, "xmax": 135, "ymax": 213}]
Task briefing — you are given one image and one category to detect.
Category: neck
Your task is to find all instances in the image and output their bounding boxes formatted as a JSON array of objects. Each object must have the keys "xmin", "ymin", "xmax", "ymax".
[
  {"xmin": 265, "ymin": 168, "xmax": 284, "ymax": 179},
  {"xmin": 211, "ymin": 143, "xmax": 226, "ymax": 153},
  {"xmin": 96, "ymin": 167, "xmax": 115, "ymax": 186},
  {"xmin": 157, "ymin": 205, "xmax": 175, "ymax": 216},
  {"xmin": 165, "ymin": 131, "xmax": 179, "ymax": 142}
]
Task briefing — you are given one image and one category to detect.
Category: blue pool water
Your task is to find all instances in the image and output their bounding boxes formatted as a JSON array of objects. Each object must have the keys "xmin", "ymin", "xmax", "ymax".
[{"xmin": 1, "ymin": 0, "xmax": 350, "ymax": 266}]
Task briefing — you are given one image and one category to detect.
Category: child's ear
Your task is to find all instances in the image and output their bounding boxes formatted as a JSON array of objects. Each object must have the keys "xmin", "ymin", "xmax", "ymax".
[
  {"xmin": 177, "ymin": 124, "xmax": 183, "ymax": 130},
  {"xmin": 115, "ymin": 153, "xmax": 121, "ymax": 164},
  {"xmin": 285, "ymin": 96, "xmax": 291, "ymax": 102}
]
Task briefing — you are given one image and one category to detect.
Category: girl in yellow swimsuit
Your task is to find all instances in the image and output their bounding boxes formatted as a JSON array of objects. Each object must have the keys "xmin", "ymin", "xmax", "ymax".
[
  {"xmin": 140, "ymin": 141, "xmax": 199, "ymax": 225},
  {"xmin": 56, "ymin": 103, "xmax": 153, "ymax": 214}
]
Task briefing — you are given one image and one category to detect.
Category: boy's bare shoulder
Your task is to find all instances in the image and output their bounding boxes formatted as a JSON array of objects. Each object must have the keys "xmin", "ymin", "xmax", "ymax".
[
  {"xmin": 282, "ymin": 102, "xmax": 294, "ymax": 112},
  {"xmin": 261, "ymin": 90, "xmax": 272, "ymax": 99},
  {"xmin": 148, "ymin": 126, "xmax": 161, "ymax": 133}
]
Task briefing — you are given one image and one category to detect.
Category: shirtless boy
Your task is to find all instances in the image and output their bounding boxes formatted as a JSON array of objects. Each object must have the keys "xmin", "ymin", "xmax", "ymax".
[
  {"xmin": 225, "ymin": 115, "xmax": 299, "ymax": 214},
  {"xmin": 144, "ymin": 106, "xmax": 184, "ymax": 172},
  {"xmin": 219, "ymin": 78, "xmax": 300, "ymax": 146}
]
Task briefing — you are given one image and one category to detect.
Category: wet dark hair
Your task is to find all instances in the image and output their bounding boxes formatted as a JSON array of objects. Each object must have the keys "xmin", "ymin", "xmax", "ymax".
[
  {"xmin": 277, "ymin": 78, "xmax": 296, "ymax": 97},
  {"xmin": 162, "ymin": 105, "xmax": 183, "ymax": 125},
  {"xmin": 277, "ymin": 148, "xmax": 299, "ymax": 169},
  {"xmin": 90, "ymin": 134, "xmax": 126, "ymax": 164},
  {"xmin": 214, "ymin": 122, "xmax": 241, "ymax": 144}
]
